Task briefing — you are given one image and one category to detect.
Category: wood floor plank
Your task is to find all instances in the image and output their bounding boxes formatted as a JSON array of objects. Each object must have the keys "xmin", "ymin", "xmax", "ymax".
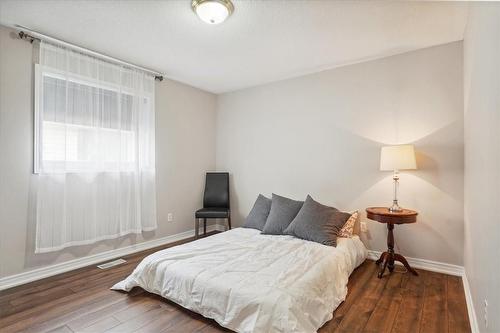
[
  {"xmin": 80, "ymin": 316, "xmax": 121, "ymax": 332},
  {"xmin": 0, "ymin": 295, "xmax": 121, "ymax": 333},
  {"xmin": 0, "ymin": 232, "xmax": 471, "ymax": 333},
  {"xmin": 318, "ymin": 260, "xmax": 378, "ymax": 332},
  {"xmin": 8, "ymin": 284, "xmax": 75, "ymax": 307},
  {"xmin": 66, "ymin": 296, "xmax": 151, "ymax": 332},
  {"xmin": 104, "ymin": 307, "xmax": 172, "ymax": 333},
  {"xmin": 447, "ymin": 275, "xmax": 471, "ymax": 333},
  {"xmin": 335, "ymin": 263, "xmax": 390, "ymax": 332},
  {"xmin": 113, "ymin": 300, "xmax": 164, "ymax": 322},
  {"xmin": 420, "ymin": 271, "xmax": 449, "ymax": 333},
  {"xmin": 31, "ymin": 291, "xmax": 150, "ymax": 333},
  {"xmin": 197, "ymin": 322, "xmax": 233, "ymax": 333},
  {"xmin": 46, "ymin": 325, "xmax": 74, "ymax": 333},
  {"xmin": 390, "ymin": 270, "xmax": 426, "ymax": 333},
  {"xmin": 2, "ymin": 283, "xmax": 145, "ymax": 333},
  {"xmin": 160, "ymin": 314, "xmax": 208, "ymax": 333},
  {"xmin": 2, "ymin": 286, "xmax": 76, "ymax": 318},
  {"xmin": 133, "ymin": 310, "xmax": 194, "ymax": 333},
  {"xmin": 363, "ymin": 271, "xmax": 405, "ymax": 333},
  {"xmin": 2, "ymin": 288, "xmax": 125, "ymax": 333}
]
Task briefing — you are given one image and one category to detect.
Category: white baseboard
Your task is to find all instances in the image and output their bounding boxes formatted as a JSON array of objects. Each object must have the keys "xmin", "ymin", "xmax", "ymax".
[
  {"xmin": 0, "ymin": 225, "xmax": 220, "ymax": 291},
  {"xmin": 367, "ymin": 250, "xmax": 464, "ymax": 276},
  {"xmin": 462, "ymin": 271, "xmax": 480, "ymax": 333},
  {"xmin": 367, "ymin": 250, "xmax": 479, "ymax": 332}
]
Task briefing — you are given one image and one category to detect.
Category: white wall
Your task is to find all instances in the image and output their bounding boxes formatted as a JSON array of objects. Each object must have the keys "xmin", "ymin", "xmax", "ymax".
[
  {"xmin": 0, "ymin": 26, "xmax": 217, "ymax": 278},
  {"xmin": 464, "ymin": 4, "xmax": 500, "ymax": 332},
  {"xmin": 217, "ymin": 42, "xmax": 464, "ymax": 265}
]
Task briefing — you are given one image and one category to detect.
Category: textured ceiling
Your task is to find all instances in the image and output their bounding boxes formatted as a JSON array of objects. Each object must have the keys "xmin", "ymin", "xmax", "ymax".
[{"xmin": 0, "ymin": 0, "xmax": 468, "ymax": 93}]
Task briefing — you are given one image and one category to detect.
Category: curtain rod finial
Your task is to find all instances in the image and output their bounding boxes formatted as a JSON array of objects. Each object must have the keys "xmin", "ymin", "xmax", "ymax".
[
  {"xmin": 155, "ymin": 76, "xmax": 164, "ymax": 82},
  {"xmin": 18, "ymin": 31, "xmax": 35, "ymax": 43}
]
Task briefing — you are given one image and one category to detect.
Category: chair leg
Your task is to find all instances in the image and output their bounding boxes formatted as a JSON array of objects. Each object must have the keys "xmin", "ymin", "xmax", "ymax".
[
  {"xmin": 227, "ymin": 214, "xmax": 232, "ymax": 230},
  {"xmin": 203, "ymin": 218, "xmax": 207, "ymax": 235},
  {"xmin": 195, "ymin": 218, "xmax": 199, "ymax": 239}
]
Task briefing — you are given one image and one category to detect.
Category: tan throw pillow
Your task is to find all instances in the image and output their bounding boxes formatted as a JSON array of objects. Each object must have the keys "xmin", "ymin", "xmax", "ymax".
[{"xmin": 338, "ymin": 211, "xmax": 358, "ymax": 238}]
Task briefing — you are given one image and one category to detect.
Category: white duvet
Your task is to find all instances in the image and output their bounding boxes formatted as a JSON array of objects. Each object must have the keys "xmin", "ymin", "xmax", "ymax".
[{"xmin": 112, "ymin": 228, "xmax": 367, "ymax": 333}]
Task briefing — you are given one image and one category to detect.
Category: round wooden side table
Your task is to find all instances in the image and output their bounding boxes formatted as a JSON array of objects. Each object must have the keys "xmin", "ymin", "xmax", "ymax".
[{"xmin": 366, "ymin": 207, "xmax": 419, "ymax": 278}]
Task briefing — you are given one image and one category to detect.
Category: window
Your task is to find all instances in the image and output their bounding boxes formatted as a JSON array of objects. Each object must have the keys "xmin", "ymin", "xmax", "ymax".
[{"xmin": 35, "ymin": 69, "xmax": 152, "ymax": 173}]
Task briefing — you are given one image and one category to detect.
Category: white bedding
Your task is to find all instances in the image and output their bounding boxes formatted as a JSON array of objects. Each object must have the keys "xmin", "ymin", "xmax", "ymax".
[{"xmin": 112, "ymin": 228, "xmax": 367, "ymax": 333}]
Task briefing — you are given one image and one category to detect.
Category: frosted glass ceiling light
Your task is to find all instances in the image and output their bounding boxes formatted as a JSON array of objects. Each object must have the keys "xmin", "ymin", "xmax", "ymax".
[{"xmin": 192, "ymin": 0, "xmax": 234, "ymax": 25}]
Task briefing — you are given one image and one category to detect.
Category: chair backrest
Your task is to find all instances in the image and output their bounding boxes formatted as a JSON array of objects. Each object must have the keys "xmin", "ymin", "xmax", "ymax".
[{"xmin": 203, "ymin": 172, "xmax": 230, "ymax": 208}]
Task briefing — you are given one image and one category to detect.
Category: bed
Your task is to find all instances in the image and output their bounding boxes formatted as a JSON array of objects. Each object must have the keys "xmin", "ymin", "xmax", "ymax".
[{"xmin": 112, "ymin": 227, "xmax": 367, "ymax": 333}]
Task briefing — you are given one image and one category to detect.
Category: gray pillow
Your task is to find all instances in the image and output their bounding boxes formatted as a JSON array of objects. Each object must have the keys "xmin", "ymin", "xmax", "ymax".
[
  {"xmin": 243, "ymin": 194, "xmax": 272, "ymax": 231},
  {"xmin": 261, "ymin": 194, "xmax": 304, "ymax": 235},
  {"xmin": 284, "ymin": 195, "xmax": 351, "ymax": 247}
]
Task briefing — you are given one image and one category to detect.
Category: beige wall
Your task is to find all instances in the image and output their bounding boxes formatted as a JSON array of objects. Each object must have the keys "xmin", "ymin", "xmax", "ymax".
[
  {"xmin": 0, "ymin": 24, "xmax": 466, "ymax": 280},
  {"xmin": 0, "ymin": 26, "xmax": 217, "ymax": 278},
  {"xmin": 216, "ymin": 42, "xmax": 464, "ymax": 265},
  {"xmin": 464, "ymin": 4, "xmax": 500, "ymax": 332}
]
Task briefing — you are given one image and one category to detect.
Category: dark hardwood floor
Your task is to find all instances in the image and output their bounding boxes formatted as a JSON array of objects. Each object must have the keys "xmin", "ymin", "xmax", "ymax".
[{"xmin": 0, "ymin": 233, "xmax": 471, "ymax": 333}]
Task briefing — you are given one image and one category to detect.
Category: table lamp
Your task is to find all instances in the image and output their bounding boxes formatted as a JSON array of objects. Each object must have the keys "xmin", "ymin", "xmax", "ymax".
[{"xmin": 380, "ymin": 144, "xmax": 417, "ymax": 212}]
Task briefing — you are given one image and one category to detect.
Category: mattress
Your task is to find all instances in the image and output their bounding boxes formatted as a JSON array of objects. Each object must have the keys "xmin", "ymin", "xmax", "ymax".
[{"xmin": 112, "ymin": 227, "xmax": 367, "ymax": 333}]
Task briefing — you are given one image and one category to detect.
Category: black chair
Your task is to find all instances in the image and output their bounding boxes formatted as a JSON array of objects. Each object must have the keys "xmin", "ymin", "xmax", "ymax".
[{"xmin": 195, "ymin": 172, "xmax": 231, "ymax": 238}]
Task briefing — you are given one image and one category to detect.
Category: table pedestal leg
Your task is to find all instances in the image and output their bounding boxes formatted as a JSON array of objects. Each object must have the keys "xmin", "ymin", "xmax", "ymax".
[
  {"xmin": 375, "ymin": 252, "xmax": 387, "ymax": 265},
  {"xmin": 387, "ymin": 223, "xmax": 395, "ymax": 273},
  {"xmin": 376, "ymin": 223, "xmax": 418, "ymax": 278},
  {"xmin": 394, "ymin": 253, "xmax": 419, "ymax": 276}
]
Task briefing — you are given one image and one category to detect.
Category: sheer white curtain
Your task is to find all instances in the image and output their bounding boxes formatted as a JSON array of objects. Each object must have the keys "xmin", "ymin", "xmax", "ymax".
[{"xmin": 34, "ymin": 41, "xmax": 157, "ymax": 253}]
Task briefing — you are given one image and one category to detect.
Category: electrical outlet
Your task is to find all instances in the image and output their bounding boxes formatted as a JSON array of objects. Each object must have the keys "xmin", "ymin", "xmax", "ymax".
[
  {"xmin": 167, "ymin": 213, "xmax": 174, "ymax": 222},
  {"xmin": 484, "ymin": 299, "xmax": 488, "ymax": 328},
  {"xmin": 360, "ymin": 221, "xmax": 368, "ymax": 232}
]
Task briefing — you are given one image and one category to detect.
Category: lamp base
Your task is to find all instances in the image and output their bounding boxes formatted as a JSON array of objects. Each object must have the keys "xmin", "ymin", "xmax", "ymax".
[
  {"xmin": 389, "ymin": 172, "xmax": 403, "ymax": 212},
  {"xmin": 389, "ymin": 200, "xmax": 403, "ymax": 212}
]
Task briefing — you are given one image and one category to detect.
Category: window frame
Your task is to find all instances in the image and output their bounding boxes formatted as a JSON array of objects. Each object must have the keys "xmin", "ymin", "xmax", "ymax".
[{"xmin": 34, "ymin": 64, "xmax": 152, "ymax": 174}]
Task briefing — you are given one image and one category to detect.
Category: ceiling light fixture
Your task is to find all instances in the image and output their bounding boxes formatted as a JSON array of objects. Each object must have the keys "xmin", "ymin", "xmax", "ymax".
[{"xmin": 191, "ymin": 0, "xmax": 234, "ymax": 25}]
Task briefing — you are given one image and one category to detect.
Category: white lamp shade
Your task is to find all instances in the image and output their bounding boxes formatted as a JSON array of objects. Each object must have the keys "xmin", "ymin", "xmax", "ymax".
[{"xmin": 380, "ymin": 145, "xmax": 417, "ymax": 171}]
